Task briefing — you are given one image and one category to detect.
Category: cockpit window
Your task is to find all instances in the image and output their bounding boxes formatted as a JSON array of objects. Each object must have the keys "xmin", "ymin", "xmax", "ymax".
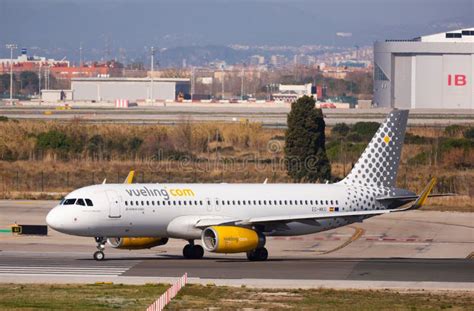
[
  {"xmin": 59, "ymin": 198, "xmax": 65, "ymax": 205},
  {"xmin": 76, "ymin": 199, "xmax": 86, "ymax": 206},
  {"xmin": 63, "ymin": 199, "xmax": 76, "ymax": 205},
  {"xmin": 85, "ymin": 199, "xmax": 93, "ymax": 206}
]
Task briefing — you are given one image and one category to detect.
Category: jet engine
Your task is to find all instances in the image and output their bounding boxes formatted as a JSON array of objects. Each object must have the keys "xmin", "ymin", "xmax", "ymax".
[
  {"xmin": 107, "ymin": 237, "xmax": 168, "ymax": 250},
  {"xmin": 201, "ymin": 226, "xmax": 265, "ymax": 253}
]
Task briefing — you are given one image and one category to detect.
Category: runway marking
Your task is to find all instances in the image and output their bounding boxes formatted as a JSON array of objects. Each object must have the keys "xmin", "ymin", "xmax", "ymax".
[{"xmin": 0, "ymin": 264, "xmax": 132, "ymax": 276}]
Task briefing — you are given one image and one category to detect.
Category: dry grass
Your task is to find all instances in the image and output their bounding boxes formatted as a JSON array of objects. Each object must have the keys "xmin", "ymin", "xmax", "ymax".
[{"xmin": 0, "ymin": 119, "xmax": 472, "ymax": 211}]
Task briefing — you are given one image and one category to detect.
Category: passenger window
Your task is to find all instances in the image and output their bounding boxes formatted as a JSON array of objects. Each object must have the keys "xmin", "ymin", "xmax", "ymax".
[
  {"xmin": 336, "ymin": 200, "xmax": 339, "ymax": 205},
  {"xmin": 85, "ymin": 199, "xmax": 93, "ymax": 206},
  {"xmin": 136, "ymin": 201, "xmax": 139, "ymax": 206},
  {"xmin": 238, "ymin": 200, "xmax": 241, "ymax": 205},
  {"xmin": 125, "ymin": 201, "xmax": 128, "ymax": 206},
  {"xmin": 263, "ymin": 200, "xmax": 267, "ymax": 205},
  {"xmin": 314, "ymin": 200, "xmax": 317, "ymax": 205},
  {"xmin": 168, "ymin": 201, "xmax": 172, "ymax": 205},
  {"xmin": 284, "ymin": 200, "xmax": 287, "ymax": 205},
  {"xmin": 184, "ymin": 201, "xmax": 187, "ymax": 206},
  {"xmin": 258, "ymin": 200, "xmax": 261, "ymax": 205},
  {"xmin": 200, "ymin": 200, "xmax": 203, "ymax": 205},
  {"xmin": 279, "ymin": 200, "xmax": 282, "ymax": 205},
  {"xmin": 151, "ymin": 201, "xmax": 155, "ymax": 206},
  {"xmin": 326, "ymin": 200, "xmax": 329, "ymax": 205},
  {"xmin": 130, "ymin": 201, "xmax": 134, "ymax": 206},
  {"xmin": 243, "ymin": 201, "xmax": 246, "ymax": 205},
  {"xmin": 289, "ymin": 200, "xmax": 293, "ymax": 205},
  {"xmin": 331, "ymin": 200, "xmax": 334, "ymax": 205},
  {"xmin": 64, "ymin": 198, "xmax": 76, "ymax": 205},
  {"xmin": 141, "ymin": 201, "xmax": 144, "ymax": 206},
  {"xmin": 232, "ymin": 200, "xmax": 236, "ymax": 205},
  {"xmin": 320, "ymin": 200, "xmax": 323, "ymax": 205}
]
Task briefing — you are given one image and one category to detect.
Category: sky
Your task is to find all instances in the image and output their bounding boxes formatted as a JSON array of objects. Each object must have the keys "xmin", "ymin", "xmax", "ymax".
[{"xmin": 0, "ymin": 0, "xmax": 472, "ymax": 59}]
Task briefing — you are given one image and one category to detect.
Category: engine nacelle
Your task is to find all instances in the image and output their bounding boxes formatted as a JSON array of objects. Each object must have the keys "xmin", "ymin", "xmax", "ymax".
[
  {"xmin": 201, "ymin": 226, "xmax": 265, "ymax": 253},
  {"xmin": 107, "ymin": 237, "xmax": 168, "ymax": 250}
]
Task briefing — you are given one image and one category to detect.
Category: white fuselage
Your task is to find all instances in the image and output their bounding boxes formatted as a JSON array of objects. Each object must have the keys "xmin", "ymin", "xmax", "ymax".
[{"xmin": 46, "ymin": 183, "xmax": 388, "ymax": 239}]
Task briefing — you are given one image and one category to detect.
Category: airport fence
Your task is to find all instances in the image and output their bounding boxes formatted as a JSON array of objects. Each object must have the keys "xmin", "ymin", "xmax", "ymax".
[{"xmin": 147, "ymin": 273, "xmax": 188, "ymax": 311}]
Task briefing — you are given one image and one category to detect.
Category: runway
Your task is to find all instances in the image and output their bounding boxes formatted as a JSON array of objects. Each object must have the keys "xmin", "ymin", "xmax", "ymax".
[
  {"xmin": 0, "ymin": 252, "xmax": 472, "ymax": 283},
  {"xmin": 1, "ymin": 105, "xmax": 473, "ymax": 126},
  {"xmin": 0, "ymin": 200, "xmax": 473, "ymax": 289}
]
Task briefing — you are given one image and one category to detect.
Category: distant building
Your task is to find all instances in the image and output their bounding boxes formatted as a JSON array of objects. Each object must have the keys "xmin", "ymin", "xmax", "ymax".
[
  {"xmin": 71, "ymin": 77, "xmax": 190, "ymax": 102},
  {"xmin": 272, "ymin": 83, "xmax": 314, "ymax": 102},
  {"xmin": 374, "ymin": 28, "xmax": 474, "ymax": 109},
  {"xmin": 0, "ymin": 48, "xmax": 69, "ymax": 74},
  {"xmin": 0, "ymin": 49, "xmax": 123, "ymax": 79},
  {"xmin": 250, "ymin": 55, "xmax": 265, "ymax": 66},
  {"xmin": 270, "ymin": 55, "xmax": 286, "ymax": 67}
]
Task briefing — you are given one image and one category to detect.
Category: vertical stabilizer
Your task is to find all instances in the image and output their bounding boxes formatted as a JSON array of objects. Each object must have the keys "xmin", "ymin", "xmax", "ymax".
[{"xmin": 341, "ymin": 110, "xmax": 409, "ymax": 188}]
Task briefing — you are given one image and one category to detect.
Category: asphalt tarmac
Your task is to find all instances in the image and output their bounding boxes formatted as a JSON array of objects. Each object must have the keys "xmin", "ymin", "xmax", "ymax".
[{"xmin": 0, "ymin": 105, "xmax": 473, "ymax": 126}]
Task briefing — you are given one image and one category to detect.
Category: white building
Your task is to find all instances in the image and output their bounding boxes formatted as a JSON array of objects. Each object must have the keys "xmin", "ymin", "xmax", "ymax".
[
  {"xmin": 71, "ymin": 78, "xmax": 190, "ymax": 102},
  {"xmin": 272, "ymin": 83, "xmax": 314, "ymax": 102},
  {"xmin": 374, "ymin": 28, "xmax": 474, "ymax": 109}
]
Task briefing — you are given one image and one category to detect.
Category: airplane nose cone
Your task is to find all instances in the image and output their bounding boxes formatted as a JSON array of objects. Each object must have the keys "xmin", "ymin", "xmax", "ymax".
[{"xmin": 46, "ymin": 207, "xmax": 62, "ymax": 230}]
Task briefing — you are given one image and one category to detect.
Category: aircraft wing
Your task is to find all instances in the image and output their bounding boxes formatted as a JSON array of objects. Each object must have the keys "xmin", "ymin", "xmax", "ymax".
[
  {"xmin": 237, "ymin": 210, "xmax": 390, "ymax": 225},
  {"xmin": 194, "ymin": 210, "xmax": 389, "ymax": 228}
]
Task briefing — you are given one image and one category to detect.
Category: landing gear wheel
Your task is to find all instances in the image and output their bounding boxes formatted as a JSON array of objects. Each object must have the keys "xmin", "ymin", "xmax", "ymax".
[
  {"xmin": 183, "ymin": 244, "xmax": 204, "ymax": 259},
  {"xmin": 94, "ymin": 237, "xmax": 106, "ymax": 261},
  {"xmin": 247, "ymin": 247, "xmax": 268, "ymax": 261},
  {"xmin": 93, "ymin": 251, "xmax": 105, "ymax": 261},
  {"xmin": 183, "ymin": 244, "xmax": 192, "ymax": 258},
  {"xmin": 192, "ymin": 245, "xmax": 204, "ymax": 259}
]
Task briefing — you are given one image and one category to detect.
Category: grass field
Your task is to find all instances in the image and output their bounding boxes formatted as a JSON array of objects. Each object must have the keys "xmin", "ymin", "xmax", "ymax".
[
  {"xmin": 0, "ymin": 283, "xmax": 472, "ymax": 310},
  {"xmin": 0, "ymin": 283, "xmax": 168, "ymax": 310}
]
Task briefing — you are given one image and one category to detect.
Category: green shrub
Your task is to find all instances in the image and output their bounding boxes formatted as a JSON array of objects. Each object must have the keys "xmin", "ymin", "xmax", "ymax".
[
  {"xmin": 0, "ymin": 116, "xmax": 8, "ymax": 122},
  {"xmin": 440, "ymin": 138, "xmax": 473, "ymax": 152},
  {"xmin": 408, "ymin": 151, "xmax": 429, "ymax": 165},
  {"xmin": 444, "ymin": 124, "xmax": 465, "ymax": 137},
  {"xmin": 36, "ymin": 130, "xmax": 71, "ymax": 151},
  {"xmin": 404, "ymin": 133, "xmax": 431, "ymax": 145},
  {"xmin": 463, "ymin": 127, "xmax": 474, "ymax": 139},
  {"xmin": 332, "ymin": 123, "xmax": 350, "ymax": 137},
  {"xmin": 351, "ymin": 121, "xmax": 380, "ymax": 139}
]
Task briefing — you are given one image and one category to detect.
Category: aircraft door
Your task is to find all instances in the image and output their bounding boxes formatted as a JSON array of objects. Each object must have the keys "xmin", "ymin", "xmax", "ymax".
[{"xmin": 106, "ymin": 190, "xmax": 122, "ymax": 218}]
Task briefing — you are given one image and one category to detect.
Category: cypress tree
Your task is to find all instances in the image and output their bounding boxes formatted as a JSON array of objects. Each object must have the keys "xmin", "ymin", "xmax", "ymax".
[{"xmin": 284, "ymin": 95, "xmax": 331, "ymax": 182}]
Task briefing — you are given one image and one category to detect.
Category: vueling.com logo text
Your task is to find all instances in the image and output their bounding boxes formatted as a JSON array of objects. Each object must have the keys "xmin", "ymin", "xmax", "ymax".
[{"xmin": 125, "ymin": 186, "xmax": 195, "ymax": 201}]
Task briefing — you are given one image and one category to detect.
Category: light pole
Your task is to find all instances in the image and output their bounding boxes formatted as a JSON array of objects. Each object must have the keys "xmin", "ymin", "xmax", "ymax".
[
  {"xmin": 150, "ymin": 46, "xmax": 155, "ymax": 102},
  {"xmin": 5, "ymin": 44, "xmax": 17, "ymax": 105}
]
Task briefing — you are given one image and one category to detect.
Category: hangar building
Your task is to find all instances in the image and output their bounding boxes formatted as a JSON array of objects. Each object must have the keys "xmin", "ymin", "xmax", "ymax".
[
  {"xmin": 374, "ymin": 28, "xmax": 474, "ymax": 109},
  {"xmin": 71, "ymin": 78, "xmax": 190, "ymax": 102}
]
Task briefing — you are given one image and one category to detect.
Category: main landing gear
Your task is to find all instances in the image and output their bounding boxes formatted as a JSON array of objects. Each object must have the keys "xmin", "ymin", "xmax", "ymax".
[
  {"xmin": 94, "ymin": 237, "xmax": 106, "ymax": 261},
  {"xmin": 183, "ymin": 241, "xmax": 204, "ymax": 259},
  {"xmin": 246, "ymin": 247, "xmax": 268, "ymax": 261}
]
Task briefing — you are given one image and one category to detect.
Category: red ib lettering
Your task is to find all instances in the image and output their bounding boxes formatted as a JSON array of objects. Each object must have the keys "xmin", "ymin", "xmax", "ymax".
[{"xmin": 448, "ymin": 74, "xmax": 467, "ymax": 86}]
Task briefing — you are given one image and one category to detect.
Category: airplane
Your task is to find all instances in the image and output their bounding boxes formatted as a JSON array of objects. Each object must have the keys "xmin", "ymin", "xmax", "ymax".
[{"xmin": 46, "ymin": 109, "xmax": 446, "ymax": 261}]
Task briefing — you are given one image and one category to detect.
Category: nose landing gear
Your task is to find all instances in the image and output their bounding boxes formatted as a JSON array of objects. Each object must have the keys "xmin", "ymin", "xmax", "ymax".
[
  {"xmin": 94, "ymin": 237, "xmax": 107, "ymax": 261},
  {"xmin": 183, "ymin": 241, "xmax": 204, "ymax": 259}
]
